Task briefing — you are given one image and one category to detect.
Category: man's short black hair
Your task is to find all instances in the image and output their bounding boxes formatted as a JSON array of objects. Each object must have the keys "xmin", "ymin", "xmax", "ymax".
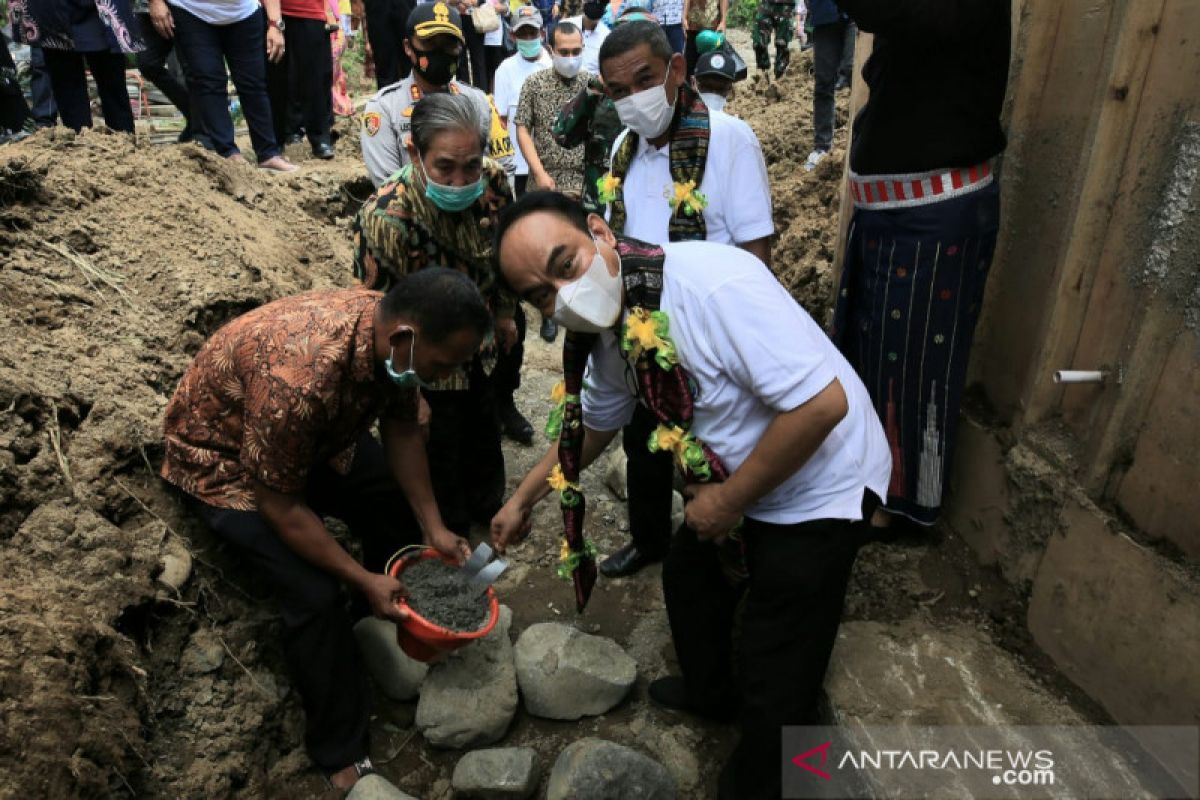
[
  {"xmin": 380, "ymin": 267, "xmax": 491, "ymax": 342},
  {"xmin": 598, "ymin": 19, "xmax": 673, "ymax": 74},
  {"xmin": 494, "ymin": 191, "xmax": 591, "ymax": 257},
  {"xmin": 550, "ymin": 20, "xmax": 581, "ymax": 48}
]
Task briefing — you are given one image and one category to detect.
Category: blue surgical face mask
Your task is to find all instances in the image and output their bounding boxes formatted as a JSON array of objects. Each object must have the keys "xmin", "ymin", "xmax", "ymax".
[
  {"xmin": 384, "ymin": 333, "xmax": 433, "ymax": 389},
  {"xmin": 418, "ymin": 156, "xmax": 485, "ymax": 212},
  {"xmin": 516, "ymin": 38, "xmax": 543, "ymax": 59}
]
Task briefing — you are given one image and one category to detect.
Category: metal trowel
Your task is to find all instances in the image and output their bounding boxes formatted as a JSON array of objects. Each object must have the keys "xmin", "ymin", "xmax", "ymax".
[{"xmin": 460, "ymin": 543, "xmax": 508, "ymax": 594}]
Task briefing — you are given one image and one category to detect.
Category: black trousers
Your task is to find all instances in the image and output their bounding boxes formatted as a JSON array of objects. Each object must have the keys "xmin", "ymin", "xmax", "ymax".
[
  {"xmin": 0, "ymin": 37, "xmax": 29, "ymax": 132},
  {"xmin": 622, "ymin": 404, "xmax": 675, "ymax": 557},
  {"xmin": 191, "ymin": 432, "xmax": 421, "ymax": 771},
  {"xmin": 135, "ymin": 12, "xmax": 205, "ymax": 140},
  {"xmin": 460, "ymin": 14, "xmax": 488, "ymax": 90},
  {"xmin": 267, "ymin": 15, "xmax": 334, "ymax": 147},
  {"xmin": 41, "ymin": 49, "xmax": 134, "ymax": 133},
  {"xmin": 364, "ymin": 0, "xmax": 414, "ymax": 89},
  {"xmin": 492, "ymin": 304, "xmax": 526, "ymax": 401},
  {"xmin": 29, "ymin": 47, "xmax": 59, "ymax": 127},
  {"xmin": 423, "ymin": 361, "xmax": 506, "ymax": 537},
  {"xmin": 663, "ymin": 494, "xmax": 876, "ymax": 800},
  {"xmin": 811, "ymin": 19, "xmax": 855, "ymax": 151}
]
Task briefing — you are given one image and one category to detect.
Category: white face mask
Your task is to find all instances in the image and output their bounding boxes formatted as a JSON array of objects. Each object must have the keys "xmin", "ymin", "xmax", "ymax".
[
  {"xmin": 613, "ymin": 63, "xmax": 677, "ymax": 139},
  {"xmin": 552, "ymin": 53, "xmax": 584, "ymax": 79},
  {"xmin": 699, "ymin": 91, "xmax": 727, "ymax": 112},
  {"xmin": 552, "ymin": 239, "xmax": 622, "ymax": 333}
]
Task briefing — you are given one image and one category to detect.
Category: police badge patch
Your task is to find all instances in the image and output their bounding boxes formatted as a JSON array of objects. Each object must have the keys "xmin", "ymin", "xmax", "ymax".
[{"xmin": 363, "ymin": 111, "xmax": 382, "ymax": 136}]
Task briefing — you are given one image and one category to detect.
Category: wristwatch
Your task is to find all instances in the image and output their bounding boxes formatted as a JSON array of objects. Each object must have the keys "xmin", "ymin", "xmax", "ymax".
[{"xmin": 268, "ymin": 17, "xmax": 286, "ymax": 31}]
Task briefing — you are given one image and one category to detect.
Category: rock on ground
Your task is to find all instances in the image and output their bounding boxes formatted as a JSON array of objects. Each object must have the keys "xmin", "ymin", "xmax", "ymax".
[
  {"xmin": 451, "ymin": 747, "xmax": 538, "ymax": 799},
  {"xmin": 346, "ymin": 774, "xmax": 421, "ymax": 800},
  {"xmin": 354, "ymin": 617, "xmax": 429, "ymax": 701},
  {"xmin": 514, "ymin": 622, "xmax": 637, "ymax": 720},
  {"xmin": 415, "ymin": 605, "xmax": 517, "ymax": 749},
  {"xmin": 546, "ymin": 738, "xmax": 675, "ymax": 800}
]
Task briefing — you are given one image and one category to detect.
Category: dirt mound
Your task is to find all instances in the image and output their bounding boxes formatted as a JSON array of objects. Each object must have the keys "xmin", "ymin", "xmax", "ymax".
[
  {"xmin": 0, "ymin": 127, "xmax": 365, "ymax": 798},
  {"xmin": 729, "ymin": 48, "xmax": 851, "ymax": 323},
  {"xmin": 0, "ymin": 55, "xmax": 851, "ymax": 797}
]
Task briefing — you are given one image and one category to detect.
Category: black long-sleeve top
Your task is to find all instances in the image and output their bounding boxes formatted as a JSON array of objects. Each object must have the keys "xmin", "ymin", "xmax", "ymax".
[{"xmin": 836, "ymin": 0, "xmax": 1011, "ymax": 175}]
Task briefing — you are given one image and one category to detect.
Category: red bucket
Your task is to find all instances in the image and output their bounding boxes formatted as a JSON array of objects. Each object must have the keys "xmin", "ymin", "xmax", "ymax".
[{"xmin": 388, "ymin": 550, "xmax": 500, "ymax": 663}]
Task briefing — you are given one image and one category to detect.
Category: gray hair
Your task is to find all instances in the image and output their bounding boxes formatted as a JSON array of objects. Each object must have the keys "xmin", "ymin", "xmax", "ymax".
[{"xmin": 409, "ymin": 92, "xmax": 487, "ymax": 156}]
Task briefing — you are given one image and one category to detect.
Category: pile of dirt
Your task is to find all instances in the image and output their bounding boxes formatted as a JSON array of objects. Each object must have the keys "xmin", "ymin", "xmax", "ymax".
[
  {"xmin": 0, "ymin": 127, "xmax": 366, "ymax": 797},
  {"xmin": 403, "ymin": 558, "xmax": 489, "ymax": 631},
  {"xmin": 728, "ymin": 48, "xmax": 852, "ymax": 323},
  {"xmin": 0, "ymin": 53, "xmax": 853, "ymax": 798}
]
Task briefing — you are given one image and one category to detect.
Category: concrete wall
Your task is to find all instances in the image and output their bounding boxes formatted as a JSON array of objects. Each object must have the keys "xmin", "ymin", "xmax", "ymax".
[
  {"xmin": 946, "ymin": 0, "xmax": 1200, "ymax": 726},
  {"xmin": 830, "ymin": 0, "xmax": 1200, "ymax": 724}
]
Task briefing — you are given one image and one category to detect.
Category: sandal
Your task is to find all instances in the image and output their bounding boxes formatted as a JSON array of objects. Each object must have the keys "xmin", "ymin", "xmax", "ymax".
[{"xmin": 323, "ymin": 756, "xmax": 376, "ymax": 795}]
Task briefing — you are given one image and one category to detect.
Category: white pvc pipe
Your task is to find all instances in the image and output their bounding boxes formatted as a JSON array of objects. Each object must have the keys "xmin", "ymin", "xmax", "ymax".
[{"xmin": 1054, "ymin": 370, "xmax": 1106, "ymax": 384}]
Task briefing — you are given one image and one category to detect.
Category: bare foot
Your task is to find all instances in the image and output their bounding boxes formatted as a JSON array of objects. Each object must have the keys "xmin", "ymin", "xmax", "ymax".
[
  {"xmin": 327, "ymin": 763, "xmax": 360, "ymax": 791},
  {"xmin": 226, "ymin": 152, "xmax": 248, "ymax": 164},
  {"xmin": 258, "ymin": 155, "xmax": 298, "ymax": 172}
]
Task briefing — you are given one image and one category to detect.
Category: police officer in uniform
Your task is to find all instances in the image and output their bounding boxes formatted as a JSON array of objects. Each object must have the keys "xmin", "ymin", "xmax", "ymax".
[{"xmin": 361, "ymin": 2, "xmax": 515, "ymax": 187}]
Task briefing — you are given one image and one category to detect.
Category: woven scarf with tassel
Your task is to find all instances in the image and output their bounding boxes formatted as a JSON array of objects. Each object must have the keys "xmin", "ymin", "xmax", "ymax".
[{"xmin": 547, "ymin": 237, "xmax": 746, "ymax": 612}]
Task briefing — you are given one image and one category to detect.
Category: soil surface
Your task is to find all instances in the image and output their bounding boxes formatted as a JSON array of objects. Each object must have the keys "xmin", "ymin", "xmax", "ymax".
[
  {"xmin": 402, "ymin": 559, "xmax": 489, "ymax": 632},
  {"xmin": 0, "ymin": 45, "xmax": 1099, "ymax": 800}
]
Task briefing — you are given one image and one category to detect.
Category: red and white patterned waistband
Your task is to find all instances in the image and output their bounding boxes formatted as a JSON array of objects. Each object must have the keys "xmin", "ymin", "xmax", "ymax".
[{"xmin": 849, "ymin": 161, "xmax": 994, "ymax": 210}]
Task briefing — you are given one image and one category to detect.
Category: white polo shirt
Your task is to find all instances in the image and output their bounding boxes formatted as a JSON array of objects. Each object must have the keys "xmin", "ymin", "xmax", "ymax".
[
  {"xmin": 610, "ymin": 108, "xmax": 774, "ymax": 246},
  {"xmin": 493, "ymin": 50, "xmax": 553, "ymax": 176},
  {"xmin": 582, "ymin": 242, "xmax": 891, "ymax": 525},
  {"xmin": 562, "ymin": 16, "xmax": 611, "ymax": 75}
]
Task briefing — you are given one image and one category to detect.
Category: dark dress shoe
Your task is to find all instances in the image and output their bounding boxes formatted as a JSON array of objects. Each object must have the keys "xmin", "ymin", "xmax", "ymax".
[
  {"xmin": 599, "ymin": 542, "xmax": 663, "ymax": 577},
  {"xmin": 649, "ymin": 676, "xmax": 739, "ymax": 722},
  {"xmin": 285, "ymin": 132, "xmax": 305, "ymax": 145},
  {"xmin": 539, "ymin": 317, "xmax": 558, "ymax": 343},
  {"xmin": 498, "ymin": 398, "xmax": 534, "ymax": 445},
  {"xmin": 312, "ymin": 142, "xmax": 335, "ymax": 160}
]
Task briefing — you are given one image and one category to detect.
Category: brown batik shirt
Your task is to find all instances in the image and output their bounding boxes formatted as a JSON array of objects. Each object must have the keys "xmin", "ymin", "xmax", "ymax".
[
  {"xmin": 514, "ymin": 68, "xmax": 590, "ymax": 197},
  {"xmin": 160, "ymin": 288, "xmax": 418, "ymax": 511}
]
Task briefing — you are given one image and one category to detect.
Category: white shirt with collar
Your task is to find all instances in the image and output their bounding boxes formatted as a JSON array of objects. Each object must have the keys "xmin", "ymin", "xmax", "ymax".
[
  {"xmin": 493, "ymin": 49, "xmax": 553, "ymax": 176},
  {"xmin": 581, "ymin": 242, "xmax": 891, "ymax": 525},
  {"xmin": 562, "ymin": 15, "xmax": 611, "ymax": 75},
  {"xmin": 610, "ymin": 108, "xmax": 774, "ymax": 246}
]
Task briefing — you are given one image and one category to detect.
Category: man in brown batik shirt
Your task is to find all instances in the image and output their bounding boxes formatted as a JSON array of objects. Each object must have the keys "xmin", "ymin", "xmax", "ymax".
[{"xmin": 161, "ymin": 270, "xmax": 488, "ymax": 792}]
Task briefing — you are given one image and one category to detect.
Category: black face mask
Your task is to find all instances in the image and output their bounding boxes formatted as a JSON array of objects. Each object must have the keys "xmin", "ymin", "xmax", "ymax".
[
  {"xmin": 583, "ymin": 1, "xmax": 605, "ymax": 20},
  {"xmin": 412, "ymin": 47, "xmax": 458, "ymax": 86}
]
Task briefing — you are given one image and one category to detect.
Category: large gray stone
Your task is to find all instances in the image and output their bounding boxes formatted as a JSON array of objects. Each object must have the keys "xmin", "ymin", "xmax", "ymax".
[
  {"xmin": 546, "ymin": 738, "xmax": 675, "ymax": 800},
  {"xmin": 451, "ymin": 747, "xmax": 538, "ymax": 799},
  {"xmin": 354, "ymin": 617, "xmax": 429, "ymax": 701},
  {"xmin": 415, "ymin": 605, "xmax": 517, "ymax": 749},
  {"xmin": 345, "ymin": 774, "xmax": 420, "ymax": 800},
  {"xmin": 514, "ymin": 623, "xmax": 636, "ymax": 720},
  {"xmin": 603, "ymin": 450, "xmax": 628, "ymax": 500}
]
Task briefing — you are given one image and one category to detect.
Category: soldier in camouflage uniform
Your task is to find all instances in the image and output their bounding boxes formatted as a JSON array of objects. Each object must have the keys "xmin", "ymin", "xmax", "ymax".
[
  {"xmin": 752, "ymin": 0, "xmax": 797, "ymax": 79},
  {"xmin": 552, "ymin": 74, "xmax": 624, "ymax": 212}
]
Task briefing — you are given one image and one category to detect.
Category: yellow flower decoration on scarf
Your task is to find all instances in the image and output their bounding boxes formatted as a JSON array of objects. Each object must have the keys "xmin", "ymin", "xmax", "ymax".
[
  {"xmin": 669, "ymin": 180, "xmax": 708, "ymax": 217},
  {"xmin": 597, "ymin": 173, "xmax": 622, "ymax": 205},
  {"xmin": 547, "ymin": 464, "xmax": 582, "ymax": 506},
  {"xmin": 557, "ymin": 537, "xmax": 599, "ymax": 581},
  {"xmin": 621, "ymin": 307, "xmax": 677, "ymax": 370},
  {"xmin": 649, "ymin": 424, "xmax": 713, "ymax": 481},
  {"xmin": 545, "ymin": 381, "xmax": 578, "ymax": 439}
]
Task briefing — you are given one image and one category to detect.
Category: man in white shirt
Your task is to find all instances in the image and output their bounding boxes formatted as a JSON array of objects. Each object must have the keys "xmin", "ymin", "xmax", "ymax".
[
  {"xmin": 562, "ymin": 0, "xmax": 611, "ymax": 74},
  {"xmin": 490, "ymin": 192, "xmax": 890, "ymax": 800},
  {"xmin": 595, "ymin": 19, "xmax": 774, "ymax": 578},
  {"xmin": 492, "ymin": 5, "xmax": 553, "ymax": 194}
]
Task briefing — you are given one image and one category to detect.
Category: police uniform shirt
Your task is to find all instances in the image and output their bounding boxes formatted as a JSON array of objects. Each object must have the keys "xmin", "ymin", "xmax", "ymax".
[{"xmin": 361, "ymin": 75, "xmax": 516, "ymax": 187}]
